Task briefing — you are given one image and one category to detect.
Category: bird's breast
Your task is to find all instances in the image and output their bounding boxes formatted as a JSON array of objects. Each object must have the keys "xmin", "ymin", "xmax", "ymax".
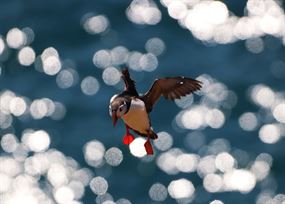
[{"xmin": 122, "ymin": 99, "xmax": 150, "ymax": 133}]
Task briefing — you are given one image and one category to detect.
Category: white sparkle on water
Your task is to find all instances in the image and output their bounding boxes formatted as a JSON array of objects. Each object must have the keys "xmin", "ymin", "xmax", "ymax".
[
  {"xmin": 43, "ymin": 56, "xmax": 61, "ymax": 75},
  {"xmin": 0, "ymin": 37, "xmax": 5, "ymax": 55},
  {"xmin": 259, "ymin": 124, "xmax": 281, "ymax": 144},
  {"xmin": 154, "ymin": 131, "xmax": 173, "ymax": 151},
  {"xmin": 273, "ymin": 103, "xmax": 285, "ymax": 123},
  {"xmin": 203, "ymin": 173, "xmax": 223, "ymax": 193},
  {"xmin": 129, "ymin": 138, "xmax": 147, "ymax": 158},
  {"xmin": 110, "ymin": 46, "xmax": 129, "ymax": 65},
  {"xmin": 18, "ymin": 46, "xmax": 36, "ymax": 66},
  {"xmin": 168, "ymin": 1, "xmax": 188, "ymax": 20},
  {"xmin": 210, "ymin": 200, "xmax": 224, "ymax": 204},
  {"xmin": 139, "ymin": 53, "xmax": 158, "ymax": 72},
  {"xmin": 215, "ymin": 152, "xmax": 235, "ymax": 173},
  {"xmin": 127, "ymin": 51, "xmax": 143, "ymax": 71},
  {"xmin": 1, "ymin": 134, "xmax": 19, "ymax": 153},
  {"xmin": 6, "ymin": 28, "xmax": 26, "ymax": 49},
  {"xmin": 148, "ymin": 183, "xmax": 168, "ymax": 201},
  {"xmin": 223, "ymin": 169, "xmax": 256, "ymax": 193},
  {"xmin": 54, "ymin": 186, "xmax": 75, "ymax": 203},
  {"xmin": 116, "ymin": 198, "xmax": 132, "ymax": 204},
  {"xmin": 145, "ymin": 37, "xmax": 166, "ymax": 56},
  {"xmin": 102, "ymin": 67, "xmax": 121, "ymax": 86},
  {"xmin": 96, "ymin": 192, "xmax": 113, "ymax": 204},
  {"xmin": 176, "ymin": 153, "xmax": 199, "ymax": 173},
  {"xmin": 84, "ymin": 140, "xmax": 105, "ymax": 168},
  {"xmin": 22, "ymin": 130, "xmax": 51, "ymax": 152},
  {"xmin": 83, "ymin": 15, "xmax": 109, "ymax": 34},
  {"xmin": 56, "ymin": 69, "xmax": 78, "ymax": 89},
  {"xmin": 104, "ymin": 147, "xmax": 123, "ymax": 167},
  {"xmin": 9, "ymin": 97, "xmax": 27, "ymax": 116},
  {"xmin": 93, "ymin": 50, "xmax": 112, "ymax": 69},
  {"xmin": 81, "ymin": 76, "xmax": 100, "ymax": 96},
  {"xmin": 90, "ymin": 176, "xmax": 108, "ymax": 195},
  {"xmin": 126, "ymin": 0, "xmax": 162, "ymax": 25},
  {"xmin": 168, "ymin": 178, "xmax": 195, "ymax": 199},
  {"xmin": 239, "ymin": 112, "xmax": 258, "ymax": 131}
]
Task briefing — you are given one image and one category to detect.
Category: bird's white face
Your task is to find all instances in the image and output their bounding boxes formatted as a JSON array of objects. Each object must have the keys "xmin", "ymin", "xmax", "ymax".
[
  {"xmin": 109, "ymin": 101, "xmax": 128, "ymax": 117},
  {"xmin": 109, "ymin": 95, "xmax": 128, "ymax": 126},
  {"xmin": 116, "ymin": 102, "xmax": 128, "ymax": 117}
]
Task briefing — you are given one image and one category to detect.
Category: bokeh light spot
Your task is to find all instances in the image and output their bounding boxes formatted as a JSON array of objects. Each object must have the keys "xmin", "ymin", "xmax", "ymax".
[
  {"xmin": 93, "ymin": 50, "xmax": 112, "ymax": 69},
  {"xmin": 104, "ymin": 147, "xmax": 123, "ymax": 166},
  {"xmin": 84, "ymin": 140, "xmax": 105, "ymax": 167},
  {"xmin": 22, "ymin": 130, "xmax": 50, "ymax": 152},
  {"xmin": 81, "ymin": 76, "xmax": 100, "ymax": 96},
  {"xmin": 223, "ymin": 169, "xmax": 256, "ymax": 193},
  {"xmin": 0, "ymin": 37, "xmax": 5, "ymax": 55},
  {"xmin": 102, "ymin": 67, "xmax": 121, "ymax": 86},
  {"xmin": 116, "ymin": 198, "xmax": 132, "ymax": 204},
  {"xmin": 145, "ymin": 37, "xmax": 165, "ymax": 56},
  {"xmin": 205, "ymin": 109, "xmax": 225, "ymax": 129},
  {"xmin": 129, "ymin": 138, "xmax": 147, "ymax": 157},
  {"xmin": 126, "ymin": 0, "xmax": 162, "ymax": 25},
  {"xmin": 139, "ymin": 53, "xmax": 158, "ymax": 72},
  {"xmin": 18, "ymin": 46, "xmax": 36, "ymax": 66},
  {"xmin": 54, "ymin": 186, "xmax": 75, "ymax": 203},
  {"xmin": 42, "ymin": 56, "xmax": 61, "ymax": 75},
  {"xmin": 154, "ymin": 131, "xmax": 173, "ymax": 151},
  {"xmin": 210, "ymin": 200, "xmax": 224, "ymax": 204},
  {"xmin": 259, "ymin": 124, "xmax": 281, "ymax": 144},
  {"xmin": 1, "ymin": 133, "xmax": 19, "ymax": 153},
  {"xmin": 273, "ymin": 103, "xmax": 285, "ymax": 123},
  {"xmin": 176, "ymin": 153, "xmax": 199, "ymax": 173},
  {"xmin": 90, "ymin": 176, "xmax": 108, "ymax": 195},
  {"xmin": 239, "ymin": 112, "xmax": 258, "ymax": 131},
  {"xmin": 203, "ymin": 173, "xmax": 223, "ymax": 193},
  {"xmin": 168, "ymin": 178, "xmax": 195, "ymax": 199},
  {"xmin": 149, "ymin": 183, "xmax": 168, "ymax": 201},
  {"xmin": 215, "ymin": 152, "xmax": 235, "ymax": 172},
  {"xmin": 9, "ymin": 97, "xmax": 27, "ymax": 116},
  {"xmin": 6, "ymin": 28, "xmax": 26, "ymax": 49},
  {"xmin": 83, "ymin": 15, "xmax": 109, "ymax": 34},
  {"xmin": 56, "ymin": 69, "xmax": 78, "ymax": 89},
  {"xmin": 168, "ymin": 1, "xmax": 188, "ymax": 20}
]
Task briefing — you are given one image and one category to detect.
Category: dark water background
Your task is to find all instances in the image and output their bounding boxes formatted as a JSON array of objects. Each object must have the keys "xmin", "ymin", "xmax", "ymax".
[{"xmin": 1, "ymin": 0, "xmax": 285, "ymax": 203}]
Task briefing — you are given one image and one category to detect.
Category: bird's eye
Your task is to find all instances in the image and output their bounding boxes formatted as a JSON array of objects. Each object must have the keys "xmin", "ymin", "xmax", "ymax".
[{"xmin": 119, "ymin": 107, "xmax": 122, "ymax": 112}]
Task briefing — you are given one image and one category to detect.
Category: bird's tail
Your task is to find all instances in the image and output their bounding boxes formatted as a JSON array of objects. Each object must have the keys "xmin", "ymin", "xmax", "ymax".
[{"xmin": 148, "ymin": 129, "xmax": 158, "ymax": 139}]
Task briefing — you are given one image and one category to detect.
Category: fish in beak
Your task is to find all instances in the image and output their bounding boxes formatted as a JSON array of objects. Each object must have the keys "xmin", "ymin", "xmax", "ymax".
[{"xmin": 112, "ymin": 112, "xmax": 118, "ymax": 126}]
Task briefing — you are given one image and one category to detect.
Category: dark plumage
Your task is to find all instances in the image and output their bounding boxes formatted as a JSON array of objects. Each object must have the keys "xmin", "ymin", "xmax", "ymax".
[
  {"xmin": 142, "ymin": 76, "xmax": 202, "ymax": 112},
  {"xmin": 109, "ymin": 68, "xmax": 202, "ymax": 155}
]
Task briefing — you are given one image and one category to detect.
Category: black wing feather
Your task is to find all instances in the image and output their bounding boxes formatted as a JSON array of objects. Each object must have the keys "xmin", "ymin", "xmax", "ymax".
[
  {"xmin": 121, "ymin": 68, "xmax": 139, "ymax": 96},
  {"xmin": 141, "ymin": 77, "xmax": 202, "ymax": 112}
]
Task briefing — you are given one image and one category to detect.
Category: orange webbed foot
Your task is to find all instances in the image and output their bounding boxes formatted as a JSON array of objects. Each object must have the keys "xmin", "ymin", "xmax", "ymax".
[
  {"xmin": 123, "ymin": 134, "xmax": 135, "ymax": 145},
  {"xmin": 123, "ymin": 125, "xmax": 135, "ymax": 145},
  {"xmin": 144, "ymin": 139, "xmax": 153, "ymax": 155}
]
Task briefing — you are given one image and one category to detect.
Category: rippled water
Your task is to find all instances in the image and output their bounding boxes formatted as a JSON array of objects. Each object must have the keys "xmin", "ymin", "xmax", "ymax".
[{"xmin": 1, "ymin": 0, "xmax": 285, "ymax": 204}]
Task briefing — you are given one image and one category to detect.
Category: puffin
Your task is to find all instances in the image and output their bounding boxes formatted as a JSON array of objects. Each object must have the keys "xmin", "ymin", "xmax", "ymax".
[{"xmin": 109, "ymin": 69, "xmax": 202, "ymax": 155}]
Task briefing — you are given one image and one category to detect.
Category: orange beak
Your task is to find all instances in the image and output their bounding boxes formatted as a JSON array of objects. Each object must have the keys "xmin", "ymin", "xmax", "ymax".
[{"xmin": 112, "ymin": 112, "xmax": 118, "ymax": 126}]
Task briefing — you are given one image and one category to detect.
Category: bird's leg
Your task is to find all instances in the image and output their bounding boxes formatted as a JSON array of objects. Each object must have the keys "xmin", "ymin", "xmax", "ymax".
[
  {"xmin": 144, "ymin": 131, "xmax": 154, "ymax": 155},
  {"xmin": 123, "ymin": 124, "xmax": 135, "ymax": 145}
]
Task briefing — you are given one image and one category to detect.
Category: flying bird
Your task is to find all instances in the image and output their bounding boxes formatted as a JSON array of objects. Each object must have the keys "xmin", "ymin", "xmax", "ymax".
[{"xmin": 109, "ymin": 69, "xmax": 202, "ymax": 155}]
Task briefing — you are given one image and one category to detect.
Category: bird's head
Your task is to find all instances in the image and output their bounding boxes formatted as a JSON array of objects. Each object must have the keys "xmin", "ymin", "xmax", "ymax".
[{"xmin": 109, "ymin": 95, "xmax": 129, "ymax": 126}]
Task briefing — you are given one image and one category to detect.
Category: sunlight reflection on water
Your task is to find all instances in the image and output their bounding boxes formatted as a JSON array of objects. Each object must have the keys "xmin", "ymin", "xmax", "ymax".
[{"xmin": 1, "ymin": 1, "xmax": 285, "ymax": 203}]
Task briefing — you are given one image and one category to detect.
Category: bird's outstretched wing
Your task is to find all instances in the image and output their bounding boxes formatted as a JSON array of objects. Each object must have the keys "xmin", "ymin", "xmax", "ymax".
[
  {"xmin": 141, "ymin": 77, "xmax": 202, "ymax": 112},
  {"xmin": 121, "ymin": 68, "xmax": 139, "ymax": 96}
]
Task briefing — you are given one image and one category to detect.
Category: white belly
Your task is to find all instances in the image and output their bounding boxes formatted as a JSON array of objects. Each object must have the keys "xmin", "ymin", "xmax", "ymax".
[{"xmin": 122, "ymin": 99, "xmax": 150, "ymax": 134}]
